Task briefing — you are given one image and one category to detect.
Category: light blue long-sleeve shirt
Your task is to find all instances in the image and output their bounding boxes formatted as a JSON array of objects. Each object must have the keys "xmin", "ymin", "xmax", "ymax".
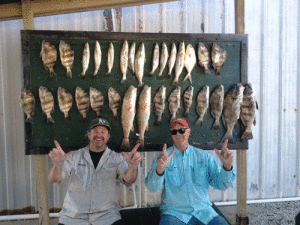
[{"xmin": 145, "ymin": 145, "xmax": 236, "ymax": 225}]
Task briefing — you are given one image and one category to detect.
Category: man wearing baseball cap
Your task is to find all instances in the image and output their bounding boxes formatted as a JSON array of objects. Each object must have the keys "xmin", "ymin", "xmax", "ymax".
[
  {"xmin": 145, "ymin": 118, "xmax": 235, "ymax": 225},
  {"xmin": 48, "ymin": 118, "xmax": 141, "ymax": 225}
]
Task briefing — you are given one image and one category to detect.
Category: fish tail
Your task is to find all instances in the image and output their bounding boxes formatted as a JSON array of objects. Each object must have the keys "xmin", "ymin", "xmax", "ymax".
[
  {"xmin": 172, "ymin": 79, "xmax": 178, "ymax": 86},
  {"xmin": 64, "ymin": 116, "xmax": 70, "ymax": 123},
  {"xmin": 82, "ymin": 116, "xmax": 88, "ymax": 123},
  {"xmin": 183, "ymin": 73, "xmax": 191, "ymax": 83},
  {"xmin": 121, "ymin": 77, "xmax": 128, "ymax": 84},
  {"xmin": 121, "ymin": 137, "xmax": 130, "ymax": 150},
  {"xmin": 49, "ymin": 69, "xmax": 56, "ymax": 77},
  {"xmin": 47, "ymin": 116, "xmax": 55, "ymax": 124},
  {"xmin": 183, "ymin": 111, "xmax": 189, "ymax": 118},
  {"xmin": 91, "ymin": 74, "xmax": 96, "ymax": 79},
  {"xmin": 170, "ymin": 114, "xmax": 176, "ymax": 123},
  {"xmin": 194, "ymin": 118, "xmax": 203, "ymax": 126},
  {"xmin": 113, "ymin": 114, "xmax": 119, "ymax": 121},
  {"xmin": 215, "ymin": 68, "xmax": 221, "ymax": 76},
  {"xmin": 157, "ymin": 71, "xmax": 163, "ymax": 77},
  {"xmin": 148, "ymin": 71, "xmax": 153, "ymax": 77},
  {"xmin": 154, "ymin": 119, "xmax": 163, "ymax": 126},
  {"xmin": 167, "ymin": 70, "xmax": 172, "ymax": 79},
  {"xmin": 106, "ymin": 71, "xmax": 111, "ymax": 75},
  {"xmin": 138, "ymin": 82, "xmax": 143, "ymax": 88},
  {"xmin": 212, "ymin": 120, "xmax": 220, "ymax": 130},
  {"xmin": 241, "ymin": 127, "xmax": 253, "ymax": 140},
  {"xmin": 96, "ymin": 112, "xmax": 102, "ymax": 118},
  {"xmin": 136, "ymin": 138, "xmax": 144, "ymax": 148},
  {"xmin": 67, "ymin": 69, "xmax": 72, "ymax": 78},
  {"xmin": 205, "ymin": 67, "xmax": 211, "ymax": 74},
  {"xmin": 25, "ymin": 115, "xmax": 33, "ymax": 124},
  {"xmin": 221, "ymin": 131, "xmax": 234, "ymax": 144}
]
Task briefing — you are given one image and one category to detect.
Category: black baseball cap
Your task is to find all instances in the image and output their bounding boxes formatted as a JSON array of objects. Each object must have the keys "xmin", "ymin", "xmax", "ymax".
[{"xmin": 89, "ymin": 118, "xmax": 111, "ymax": 132}]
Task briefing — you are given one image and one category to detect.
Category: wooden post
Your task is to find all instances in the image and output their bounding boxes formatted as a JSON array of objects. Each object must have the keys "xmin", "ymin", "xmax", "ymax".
[
  {"xmin": 235, "ymin": 0, "xmax": 249, "ymax": 224},
  {"xmin": 21, "ymin": 1, "xmax": 50, "ymax": 224}
]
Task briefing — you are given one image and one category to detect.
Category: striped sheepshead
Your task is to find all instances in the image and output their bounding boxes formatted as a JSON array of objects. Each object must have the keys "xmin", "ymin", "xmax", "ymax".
[
  {"xmin": 167, "ymin": 43, "xmax": 177, "ymax": 78},
  {"xmin": 120, "ymin": 40, "xmax": 129, "ymax": 84},
  {"xmin": 198, "ymin": 42, "xmax": 211, "ymax": 74},
  {"xmin": 148, "ymin": 43, "xmax": 159, "ymax": 76},
  {"xmin": 210, "ymin": 84, "xmax": 224, "ymax": 130},
  {"xmin": 121, "ymin": 85, "xmax": 137, "ymax": 150},
  {"xmin": 40, "ymin": 40, "xmax": 57, "ymax": 77},
  {"xmin": 75, "ymin": 87, "xmax": 90, "ymax": 123},
  {"xmin": 157, "ymin": 42, "xmax": 169, "ymax": 78},
  {"xmin": 57, "ymin": 87, "xmax": 73, "ymax": 122},
  {"xmin": 128, "ymin": 42, "xmax": 136, "ymax": 74},
  {"xmin": 134, "ymin": 42, "xmax": 146, "ymax": 87},
  {"xmin": 153, "ymin": 85, "xmax": 166, "ymax": 126},
  {"xmin": 20, "ymin": 88, "xmax": 35, "ymax": 124},
  {"xmin": 172, "ymin": 41, "xmax": 185, "ymax": 85},
  {"xmin": 221, "ymin": 83, "xmax": 245, "ymax": 143},
  {"xmin": 80, "ymin": 42, "xmax": 90, "ymax": 78},
  {"xmin": 240, "ymin": 83, "xmax": 258, "ymax": 140},
  {"xmin": 39, "ymin": 86, "xmax": 55, "ymax": 123},
  {"xmin": 137, "ymin": 85, "xmax": 151, "ymax": 147},
  {"xmin": 168, "ymin": 86, "xmax": 181, "ymax": 122},
  {"xmin": 108, "ymin": 87, "xmax": 121, "ymax": 121},
  {"xmin": 90, "ymin": 87, "xmax": 104, "ymax": 118},
  {"xmin": 106, "ymin": 42, "xmax": 114, "ymax": 75},
  {"xmin": 183, "ymin": 86, "xmax": 194, "ymax": 118},
  {"xmin": 59, "ymin": 40, "xmax": 74, "ymax": 78},
  {"xmin": 195, "ymin": 85, "xmax": 209, "ymax": 126},
  {"xmin": 183, "ymin": 44, "xmax": 197, "ymax": 84},
  {"xmin": 211, "ymin": 43, "xmax": 227, "ymax": 76},
  {"xmin": 92, "ymin": 41, "xmax": 101, "ymax": 78}
]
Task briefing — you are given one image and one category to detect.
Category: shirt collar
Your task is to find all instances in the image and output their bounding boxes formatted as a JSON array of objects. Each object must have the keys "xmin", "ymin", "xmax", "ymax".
[{"xmin": 173, "ymin": 144, "xmax": 191, "ymax": 156}]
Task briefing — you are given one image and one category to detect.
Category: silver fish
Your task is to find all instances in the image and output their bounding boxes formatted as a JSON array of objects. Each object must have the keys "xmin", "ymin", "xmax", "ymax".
[
  {"xmin": 183, "ymin": 44, "xmax": 197, "ymax": 83},
  {"xmin": 108, "ymin": 87, "xmax": 121, "ymax": 121},
  {"xmin": 75, "ymin": 87, "xmax": 90, "ymax": 123},
  {"xmin": 57, "ymin": 87, "xmax": 73, "ymax": 122},
  {"xmin": 148, "ymin": 43, "xmax": 159, "ymax": 76},
  {"xmin": 20, "ymin": 88, "xmax": 35, "ymax": 124},
  {"xmin": 153, "ymin": 85, "xmax": 166, "ymax": 126},
  {"xmin": 40, "ymin": 40, "xmax": 57, "ymax": 77},
  {"xmin": 210, "ymin": 85, "xmax": 224, "ymax": 130},
  {"xmin": 137, "ymin": 85, "xmax": 151, "ymax": 147},
  {"xmin": 167, "ymin": 43, "xmax": 177, "ymax": 78},
  {"xmin": 134, "ymin": 43, "xmax": 146, "ymax": 87},
  {"xmin": 211, "ymin": 43, "xmax": 227, "ymax": 76},
  {"xmin": 173, "ymin": 41, "xmax": 185, "ymax": 85},
  {"xmin": 92, "ymin": 41, "xmax": 102, "ymax": 78},
  {"xmin": 128, "ymin": 42, "xmax": 136, "ymax": 74},
  {"xmin": 195, "ymin": 85, "xmax": 209, "ymax": 126},
  {"xmin": 121, "ymin": 85, "xmax": 137, "ymax": 150},
  {"xmin": 183, "ymin": 86, "xmax": 194, "ymax": 118},
  {"xmin": 240, "ymin": 83, "xmax": 258, "ymax": 140},
  {"xmin": 59, "ymin": 40, "xmax": 74, "ymax": 78},
  {"xmin": 120, "ymin": 40, "xmax": 129, "ymax": 84},
  {"xmin": 157, "ymin": 42, "xmax": 169, "ymax": 78},
  {"xmin": 198, "ymin": 42, "xmax": 211, "ymax": 74},
  {"xmin": 90, "ymin": 87, "xmax": 104, "ymax": 118},
  {"xmin": 81, "ymin": 42, "xmax": 90, "ymax": 77},
  {"xmin": 168, "ymin": 86, "xmax": 181, "ymax": 122},
  {"xmin": 106, "ymin": 42, "xmax": 114, "ymax": 75},
  {"xmin": 39, "ymin": 86, "xmax": 54, "ymax": 123},
  {"xmin": 221, "ymin": 83, "xmax": 245, "ymax": 143}
]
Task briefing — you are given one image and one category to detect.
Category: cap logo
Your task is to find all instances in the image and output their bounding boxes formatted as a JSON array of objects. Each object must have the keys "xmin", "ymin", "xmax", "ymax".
[{"xmin": 98, "ymin": 118, "xmax": 106, "ymax": 124}]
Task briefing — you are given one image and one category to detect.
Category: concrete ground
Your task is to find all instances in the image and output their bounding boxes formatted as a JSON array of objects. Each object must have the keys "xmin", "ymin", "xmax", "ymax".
[{"xmin": 0, "ymin": 201, "xmax": 299, "ymax": 225}]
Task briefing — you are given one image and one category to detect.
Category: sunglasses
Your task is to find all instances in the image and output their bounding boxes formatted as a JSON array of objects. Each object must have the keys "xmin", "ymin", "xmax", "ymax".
[{"xmin": 170, "ymin": 128, "xmax": 189, "ymax": 135}]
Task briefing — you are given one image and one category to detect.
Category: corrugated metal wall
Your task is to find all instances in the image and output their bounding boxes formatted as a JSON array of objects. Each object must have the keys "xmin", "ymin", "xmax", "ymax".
[{"xmin": 0, "ymin": 0, "xmax": 299, "ymax": 212}]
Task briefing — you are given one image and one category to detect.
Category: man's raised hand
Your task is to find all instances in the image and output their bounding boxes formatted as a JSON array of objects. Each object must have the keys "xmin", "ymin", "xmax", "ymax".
[
  {"xmin": 48, "ymin": 140, "xmax": 74, "ymax": 166},
  {"xmin": 156, "ymin": 144, "xmax": 175, "ymax": 175},
  {"xmin": 122, "ymin": 143, "xmax": 141, "ymax": 166},
  {"xmin": 214, "ymin": 139, "xmax": 234, "ymax": 171}
]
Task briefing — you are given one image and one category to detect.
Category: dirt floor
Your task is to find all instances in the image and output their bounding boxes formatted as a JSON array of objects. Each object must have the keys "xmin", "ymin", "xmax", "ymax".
[{"xmin": 0, "ymin": 201, "xmax": 299, "ymax": 225}]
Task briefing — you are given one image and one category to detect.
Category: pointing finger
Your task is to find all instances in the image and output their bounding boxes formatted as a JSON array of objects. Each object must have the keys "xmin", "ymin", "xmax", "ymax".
[
  {"xmin": 54, "ymin": 140, "xmax": 62, "ymax": 151},
  {"xmin": 214, "ymin": 148, "xmax": 224, "ymax": 160},
  {"xmin": 162, "ymin": 144, "xmax": 167, "ymax": 154},
  {"xmin": 130, "ymin": 143, "xmax": 140, "ymax": 155},
  {"xmin": 222, "ymin": 139, "xmax": 228, "ymax": 150}
]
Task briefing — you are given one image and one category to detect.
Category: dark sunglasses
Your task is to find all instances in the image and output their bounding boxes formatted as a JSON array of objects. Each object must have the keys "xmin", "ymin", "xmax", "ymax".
[{"xmin": 170, "ymin": 128, "xmax": 189, "ymax": 135}]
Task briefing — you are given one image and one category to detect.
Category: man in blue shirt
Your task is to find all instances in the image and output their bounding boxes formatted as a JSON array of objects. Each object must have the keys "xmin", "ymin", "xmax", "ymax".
[{"xmin": 145, "ymin": 118, "xmax": 235, "ymax": 225}]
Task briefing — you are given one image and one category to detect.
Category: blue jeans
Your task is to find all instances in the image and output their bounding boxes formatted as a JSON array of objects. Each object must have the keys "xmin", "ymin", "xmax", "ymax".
[{"xmin": 159, "ymin": 215, "xmax": 229, "ymax": 225}]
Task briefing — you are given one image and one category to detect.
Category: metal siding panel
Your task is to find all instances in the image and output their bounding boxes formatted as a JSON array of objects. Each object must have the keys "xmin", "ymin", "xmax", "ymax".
[
  {"xmin": 164, "ymin": 1, "xmax": 182, "ymax": 33},
  {"xmin": 185, "ymin": 0, "xmax": 203, "ymax": 33},
  {"xmin": 206, "ymin": 0, "xmax": 224, "ymax": 33},
  {"xmin": 121, "ymin": 6, "xmax": 137, "ymax": 32},
  {"xmin": 297, "ymin": 0, "xmax": 300, "ymax": 197},
  {"xmin": 143, "ymin": 4, "xmax": 160, "ymax": 33}
]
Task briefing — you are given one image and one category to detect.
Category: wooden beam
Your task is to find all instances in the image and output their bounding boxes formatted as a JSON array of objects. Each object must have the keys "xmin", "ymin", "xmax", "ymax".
[
  {"xmin": 21, "ymin": 0, "xmax": 50, "ymax": 224},
  {"xmin": 0, "ymin": 0, "xmax": 176, "ymax": 21}
]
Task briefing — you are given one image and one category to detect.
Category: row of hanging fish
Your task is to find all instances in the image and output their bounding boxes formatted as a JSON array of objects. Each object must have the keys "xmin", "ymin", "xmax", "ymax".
[{"xmin": 40, "ymin": 40, "xmax": 227, "ymax": 85}]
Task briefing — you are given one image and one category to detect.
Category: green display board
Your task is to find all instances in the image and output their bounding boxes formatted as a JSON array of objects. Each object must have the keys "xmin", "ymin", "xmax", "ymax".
[{"xmin": 21, "ymin": 30, "xmax": 248, "ymax": 154}]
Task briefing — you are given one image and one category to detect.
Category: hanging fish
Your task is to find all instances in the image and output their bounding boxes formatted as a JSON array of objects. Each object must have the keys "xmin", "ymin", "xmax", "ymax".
[
  {"xmin": 39, "ymin": 86, "xmax": 55, "ymax": 123},
  {"xmin": 183, "ymin": 86, "xmax": 194, "ymax": 118},
  {"xmin": 153, "ymin": 85, "xmax": 166, "ymax": 126},
  {"xmin": 172, "ymin": 41, "xmax": 185, "ymax": 85},
  {"xmin": 134, "ymin": 42, "xmax": 146, "ymax": 87},
  {"xmin": 20, "ymin": 88, "xmax": 35, "ymax": 124},
  {"xmin": 148, "ymin": 43, "xmax": 159, "ymax": 76},
  {"xmin": 90, "ymin": 87, "xmax": 104, "ymax": 118},
  {"xmin": 57, "ymin": 87, "xmax": 73, "ymax": 122},
  {"xmin": 40, "ymin": 40, "xmax": 57, "ymax": 77},
  {"xmin": 108, "ymin": 87, "xmax": 121, "ymax": 121},
  {"xmin": 195, "ymin": 85, "xmax": 209, "ymax": 126},
  {"xmin": 92, "ymin": 41, "xmax": 102, "ymax": 78},
  {"xmin": 59, "ymin": 40, "xmax": 74, "ymax": 78},
  {"xmin": 106, "ymin": 42, "xmax": 114, "ymax": 75},
  {"xmin": 183, "ymin": 44, "xmax": 197, "ymax": 83},
  {"xmin": 198, "ymin": 42, "xmax": 211, "ymax": 74},
  {"xmin": 210, "ymin": 85, "xmax": 224, "ymax": 130},
  {"xmin": 167, "ymin": 43, "xmax": 177, "ymax": 78},
  {"xmin": 168, "ymin": 86, "xmax": 181, "ymax": 122},
  {"xmin": 75, "ymin": 87, "xmax": 90, "ymax": 123},
  {"xmin": 211, "ymin": 43, "xmax": 227, "ymax": 76},
  {"xmin": 120, "ymin": 40, "xmax": 129, "ymax": 84},
  {"xmin": 80, "ymin": 42, "xmax": 90, "ymax": 78},
  {"xmin": 157, "ymin": 42, "xmax": 169, "ymax": 78},
  {"xmin": 128, "ymin": 42, "xmax": 136, "ymax": 74}
]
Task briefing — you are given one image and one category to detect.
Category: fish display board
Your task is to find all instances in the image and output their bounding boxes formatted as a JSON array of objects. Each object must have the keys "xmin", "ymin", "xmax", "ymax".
[{"xmin": 21, "ymin": 30, "xmax": 248, "ymax": 155}]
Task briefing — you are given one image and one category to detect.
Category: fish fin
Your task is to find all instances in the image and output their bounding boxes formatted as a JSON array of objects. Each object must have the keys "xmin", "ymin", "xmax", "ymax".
[
  {"xmin": 25, "ymin": 115, "xmax": 33, "ymax": 124},
  {"xmin": 183, "ymin": 111, "xmax": 189, "ymax": 118},
  {"xmin": 67, "ymin": 70, "xmax": 72, "ymax": 78},
  {"xmin": 64, "ymin": 116, "xmax": 70, "ymax": 123},
  {"xmin": 121, "ymin": 78, "xmax": 128, "ymax": 84},
  {"xmin": 136, "ymin": 139, "xmax": 144, "ymax": 148},
  {"xmin": 49, "ymin": 69, "xmax": 56, "ymax": 78},
  {"xmin": 212, "ymin": 120, "xmax": 220, "ymax": 130},
  {"xmin": 221, "ymin": 131, "xmax": 234, "ymax": 144},
  {"xmin": 113, "ymin": 114, "xmax": 119, "ymax": 121},
  {"xmin": 148, "ymin": 71, "xmax": 153, "ymax": 77},
  {"xmin": 121, "ymin": 138, "xmax": 130, "ymax": 151},
  {"xmin": 205, "ymin": 67, "xmax": 211, "ymax": 75},
  {"xmin": 154, "ymin": 119, "xmax": 162, "ymax": 126},
  {"xmin": 183, "ymin": 73, "xmax": 191, "ymax": 83},
  {"xmin": 106, "ymin": 71, "xmax": 111, "ymax": 75},
  {"xmin": 256, "ymin": 101, "xmax": 259, "ymax": 110},
  {"xmin": 172, "ymin": 79, "xmax": 178, "ymax": 86},
  {"xmin": 167, "ymin": 72, "xmax": 172, "ymax": 79},
  {"xmin": 82, "ymin": 116, "xmax": 88, "ymax": 123},
  {"xmin": 253, "ymin": 117, "xmax": 256, "ymax": 126},
  {"xmin": 47, "ymin": 116, "xmax": 55, "ymax": 124},
  {"xmin": 138, "ymin": 83, "xmax": 143, "ymax": 88},
  {"xmin": 96, "ymin": 112, "xmax": 102, "ymax": 118},
  {"xmin": 215, "ymin": 68, "xmax": 221, "ymax": 76},
  {"xmin": 194, "ymin": 118, "xmax": 203, "ymax": 126},
  {"xmin": 241, "ymin": 128, "xmax": 253, "ymax": 140}
]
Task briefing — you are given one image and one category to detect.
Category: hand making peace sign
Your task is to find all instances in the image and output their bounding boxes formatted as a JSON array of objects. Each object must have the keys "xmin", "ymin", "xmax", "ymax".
[
  {"xmin": 48, "ymin": 140, "xmax": 74, "ymax": 166},
  {"xmin": 122, "ymin": 143, "xmax": 141, "ymax": 166},
  {"xmin": 214, "ymin": 139, "xmax": 234, "ymax": 171},
  {"xmin": 156, "ymin": 144, "xmax": 175, "ymax": 175}
]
